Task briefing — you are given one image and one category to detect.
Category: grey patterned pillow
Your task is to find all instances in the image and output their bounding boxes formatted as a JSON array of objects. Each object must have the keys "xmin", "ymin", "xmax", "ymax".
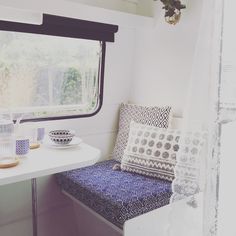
[
  {"xmin": 121, "ymin": 121, "xmax": 180, "ymax": 181},
  {"xmin": 112, "ymin": 103, "xmax": 172, "ymax": 162}
]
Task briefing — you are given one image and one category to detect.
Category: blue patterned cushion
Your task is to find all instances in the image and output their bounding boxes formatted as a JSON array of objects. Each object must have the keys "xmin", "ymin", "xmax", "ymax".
[{"xmin": 56, "ymin": 160, "xmax": 172, "ymax": 229}]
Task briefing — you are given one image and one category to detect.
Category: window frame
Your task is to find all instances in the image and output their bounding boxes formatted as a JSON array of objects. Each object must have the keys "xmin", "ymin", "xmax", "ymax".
[{"xmin": 0, "ymin": 14, "xmax": 118, "ymax": 122}]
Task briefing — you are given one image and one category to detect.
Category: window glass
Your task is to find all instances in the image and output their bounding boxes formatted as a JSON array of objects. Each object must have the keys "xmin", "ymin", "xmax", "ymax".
[{"xmin": 0, "ymin": 31, "xmax": 101, "ymax": 120}]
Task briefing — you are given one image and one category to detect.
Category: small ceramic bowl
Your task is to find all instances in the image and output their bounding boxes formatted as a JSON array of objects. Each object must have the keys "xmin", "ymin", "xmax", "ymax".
[{"xmin": 49, "ymin": 130, "xmax": 75, "ymax": 145}]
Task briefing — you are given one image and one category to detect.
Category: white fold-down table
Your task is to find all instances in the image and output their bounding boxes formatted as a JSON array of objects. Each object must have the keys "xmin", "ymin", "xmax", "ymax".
[{"xmin": 0, "ymin": 143, "xmax": 101, "ymax": 236}]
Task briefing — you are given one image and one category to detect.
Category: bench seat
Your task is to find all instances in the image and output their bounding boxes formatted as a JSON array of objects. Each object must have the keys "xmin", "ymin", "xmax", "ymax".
[{"xmin": 56, "ymin": 160, "xmax": 172, "ymax": 229}]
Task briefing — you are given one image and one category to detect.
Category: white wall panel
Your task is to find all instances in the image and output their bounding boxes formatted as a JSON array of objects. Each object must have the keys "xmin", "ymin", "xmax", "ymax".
[
  {"xmin": 130, "ymin": 0, "xmax": 203, "ymax": 116},
  {"xmin": 81, "ymin": 132, "xmax": 117, "ymax": 161}
]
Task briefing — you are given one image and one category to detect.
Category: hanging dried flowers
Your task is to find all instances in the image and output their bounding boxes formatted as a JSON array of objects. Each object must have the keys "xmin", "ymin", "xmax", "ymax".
[{"xmin": 154, "ymin": 0, "xmax": 186, "ymax": 25}]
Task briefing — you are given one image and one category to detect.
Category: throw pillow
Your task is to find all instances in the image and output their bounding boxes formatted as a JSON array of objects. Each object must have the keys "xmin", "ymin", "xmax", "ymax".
[
  {"xmin": 121, "ymin": 121, "xmax": 180, "ymax": 181},
  {"xmin": 112, "ymin": 103, "xmax": 172, "ymax": 162}
]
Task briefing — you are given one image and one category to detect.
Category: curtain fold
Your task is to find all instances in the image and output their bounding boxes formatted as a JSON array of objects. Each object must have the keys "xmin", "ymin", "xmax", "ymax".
[{"xmin": 167, "ymin": 0, "xmax": 224, "ymax": 235}]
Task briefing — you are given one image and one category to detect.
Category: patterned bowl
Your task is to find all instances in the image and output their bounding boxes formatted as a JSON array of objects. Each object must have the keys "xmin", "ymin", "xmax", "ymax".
[{"xmin": 49, "ymin": 130, "xmax": 75, "ymax": 145}]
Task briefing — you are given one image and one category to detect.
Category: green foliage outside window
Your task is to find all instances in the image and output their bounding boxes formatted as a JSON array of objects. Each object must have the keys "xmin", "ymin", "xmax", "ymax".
[{"xmin": 61, "ymin": 68, "xmax": 82, "ymax": 105}]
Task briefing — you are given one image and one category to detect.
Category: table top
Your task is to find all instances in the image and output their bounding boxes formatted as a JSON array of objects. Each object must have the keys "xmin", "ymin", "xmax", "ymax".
[{"xmin": 0, "ymin": 142, "xmax": 101, "ymax": 186}]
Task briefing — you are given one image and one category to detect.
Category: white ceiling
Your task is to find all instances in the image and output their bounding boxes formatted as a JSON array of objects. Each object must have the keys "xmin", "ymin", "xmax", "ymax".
[{"xmin": 66, "ymin": 0, "xmax": 155, "ymax": 16}]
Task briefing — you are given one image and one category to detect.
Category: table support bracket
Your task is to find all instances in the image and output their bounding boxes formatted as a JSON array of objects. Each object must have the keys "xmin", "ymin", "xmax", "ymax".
[{"xmin": 31, "ymin": 178, "xmax": 38, "ymax": 236}]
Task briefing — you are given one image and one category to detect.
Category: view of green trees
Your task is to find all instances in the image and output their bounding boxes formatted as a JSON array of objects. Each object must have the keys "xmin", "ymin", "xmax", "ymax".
[
  {"xmin": 61, "ymin": 68, "xmax": 82, "ymax": 105},
  {"xmin": 0, "ymin": 31, "xmax": 100, "ymax": 117}
]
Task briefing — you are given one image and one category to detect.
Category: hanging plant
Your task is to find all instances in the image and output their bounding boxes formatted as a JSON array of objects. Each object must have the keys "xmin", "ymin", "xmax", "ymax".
[{"xmin": 154, "ymin": 0, "xmax": 186, "ymax": 25}]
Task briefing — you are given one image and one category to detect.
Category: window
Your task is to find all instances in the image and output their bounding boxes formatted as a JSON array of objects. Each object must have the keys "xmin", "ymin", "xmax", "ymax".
[
  {"xmin": 0, "ymin": 14, "xmax": 118, "ymax": 122},
  {"xmin": 0, "ymin": 32, "xmax": 101, "ymax": 119}
]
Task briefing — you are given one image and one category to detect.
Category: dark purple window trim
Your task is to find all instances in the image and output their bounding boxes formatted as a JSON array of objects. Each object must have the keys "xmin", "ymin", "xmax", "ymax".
[
  {"xmin": 0, "ymin": 14, "xmax": 119, "ymax": 42},
  {"xmin": 0, "ymin": 14, "xmax": 118, "ymax": 123}
]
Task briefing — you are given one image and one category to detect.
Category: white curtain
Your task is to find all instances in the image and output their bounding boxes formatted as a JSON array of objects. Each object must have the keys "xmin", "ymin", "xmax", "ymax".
[{"xmin": 167, "ymin": 0, "xmax": 224, "ymax": 235}]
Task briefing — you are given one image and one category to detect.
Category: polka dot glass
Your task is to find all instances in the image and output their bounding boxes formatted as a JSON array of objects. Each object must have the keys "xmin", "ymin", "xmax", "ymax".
[{"xmin": 16, "ymin": 139, "xmax": 30, "ymax": 156}]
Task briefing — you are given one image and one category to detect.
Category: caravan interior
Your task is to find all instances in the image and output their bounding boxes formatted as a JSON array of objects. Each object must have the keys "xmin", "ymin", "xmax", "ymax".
[{"xmin": 0, "ymin": 0, "xmax": 235, "ymax": 236}]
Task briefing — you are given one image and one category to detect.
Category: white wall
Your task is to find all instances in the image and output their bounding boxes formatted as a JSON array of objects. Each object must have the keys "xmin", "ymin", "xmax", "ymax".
[
  {"xmin": 130, "ymin": 0, "xmax": 203, "ymax": 116},
  {"xmin": 0, "ymin": 1, "xmax": 138, "ymax": 236},
  {"xmin": 0, "ymin": 0, "xmax": 206, "ymax": 235}
]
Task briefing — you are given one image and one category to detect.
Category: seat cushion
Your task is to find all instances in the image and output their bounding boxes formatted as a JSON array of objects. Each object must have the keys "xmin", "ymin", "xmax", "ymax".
[{"xmin": 56, "ymin": 160, "xmax": 172, "ymax": 229}]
